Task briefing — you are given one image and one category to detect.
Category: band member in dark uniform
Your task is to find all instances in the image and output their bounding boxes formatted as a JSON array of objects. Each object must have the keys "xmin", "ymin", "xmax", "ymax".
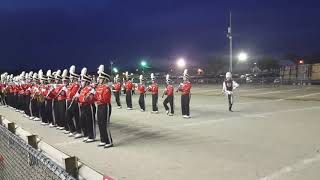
[
  {"xmin": 222, "ymin": 72, "xmax": 239, "ymax": 112},
  {"xmin": 95, "ymin": 65, "xmax": 113, "ymax": 148},
  {"xmin": 163, "ymin": 74, "xmax": 174, "ymax": 116},
  {"xmin": 177, "ymin": 69, "xmax": 192, "ymax": 118}
]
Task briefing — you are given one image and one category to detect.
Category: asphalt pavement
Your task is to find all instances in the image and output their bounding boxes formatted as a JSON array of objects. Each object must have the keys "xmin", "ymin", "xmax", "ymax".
[{"xmin": 1, "ymin": 85, "xmax": 320, "ymax": 180}]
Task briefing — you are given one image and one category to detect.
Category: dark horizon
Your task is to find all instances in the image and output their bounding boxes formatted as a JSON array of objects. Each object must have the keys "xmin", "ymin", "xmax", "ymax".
[{"xmin": 0, "ymin": 0, "xmax": 320, "ymax": 72}]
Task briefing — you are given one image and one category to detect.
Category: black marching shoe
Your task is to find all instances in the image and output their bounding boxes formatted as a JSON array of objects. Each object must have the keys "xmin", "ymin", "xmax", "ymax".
[{"xmin": 229, "ymin": 106, "xmax": 233, "ymax": 112}]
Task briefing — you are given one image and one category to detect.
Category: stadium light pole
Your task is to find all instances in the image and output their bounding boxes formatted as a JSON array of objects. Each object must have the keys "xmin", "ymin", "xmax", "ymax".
[
  {"xmin": 227, "ymin": 11, "xmax": 233, "ymax": 73},
  {"xmin": 110, "ymin": 60, "xmax": 114, "ymax": 76}
]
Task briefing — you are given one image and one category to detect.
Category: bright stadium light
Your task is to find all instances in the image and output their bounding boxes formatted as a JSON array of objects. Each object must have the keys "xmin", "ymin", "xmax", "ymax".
[
  {"xmin": 177, "ymin": 58, "xmax": 186, "ymax": 68},
  {"xmin": 141, "ymin": 60, "xmax": 147, "ymax": 67},
  {"xmin": 238, "ymin": 52, "xmax": 248, "ymax": 62},
  {"xmin": 113, "ymin": 67, "xmax": 118, "ymax": 73}
]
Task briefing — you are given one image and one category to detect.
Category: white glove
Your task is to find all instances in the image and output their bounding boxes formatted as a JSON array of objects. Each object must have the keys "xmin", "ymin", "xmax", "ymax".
[
  {"xmin": 89, "ymin": 88, "xmax": 96, "ymax": 94},
  {"xmin": 74, "ymin": 92, "xmax": 80, "ymax": 98},
  {"xmin": 62, "ymin": 86, "xmax": 68, "ymax": 92},
  {"xmin": 226, "ymin": 91, "xmax": 233, "ymax": 95}
]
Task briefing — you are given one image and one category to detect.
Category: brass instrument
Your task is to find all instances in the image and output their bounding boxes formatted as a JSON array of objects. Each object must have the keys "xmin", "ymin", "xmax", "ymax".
[{"xmin": 37, "ymin": 94, "xmax": 45, "ymax": 103}]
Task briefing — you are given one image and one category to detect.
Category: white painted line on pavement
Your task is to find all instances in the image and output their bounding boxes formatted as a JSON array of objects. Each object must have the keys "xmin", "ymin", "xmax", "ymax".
[
  {"xmin": 250, "ymin": 88, "xmax": 303, "ymax": 96},
  {"xmin": 294, "ymin": 92, "xmax": 320, "ymax": 98},
  {"xmin": 259, "ymin": 153, "xmax": 320, "ymax": 180}
]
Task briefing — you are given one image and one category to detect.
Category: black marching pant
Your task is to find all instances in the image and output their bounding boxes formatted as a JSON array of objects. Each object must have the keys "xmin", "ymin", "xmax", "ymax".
[
  {"xmin": 66, "ymin": 100, "xmax": 81, "ymax": 133},
  {"xmin": 56, "ymin": 100, "xmax": 66, "ymax": 128},
  {"xmin": 97, "ymin": 104, "xmax": 113, "ymax": 144},
  {"xmin": 39, "ymin": 101, "xmax": 46, "ymax": 123},
  {"xmin": 53, "ymin": 100, "xmax": 58, "ymax": 125},
  {"xmin": 152, "ymin": 94, "xmax": 158, "ymax": 111},
  {"xmin": 126, "ymin": 90, "xmax": 132, "ymax": 108},
  {"xmin": 163, "ymin": 95, "xmax": 174, "ymax": 114},
  {"xmin": 24, "ymin": 96, "xmax": 31, "ymax": 116},
  {"xmin": 181, "ymin": 94, "xmax": 190, "ymax": 116},
  {"xmin": 17, "ymin": 94, "xmax": 23, "ymax": 110},
  {"xmin": 45, "ymin": 99, "xmax": 54, "ymax": 124},
  {"xmin": 80, "ymin": 104, "xmax": 96, "ymax": 139},
  {"xmin": 138, "ymin": 93, "xmax": 145, "ymax": 111},
  {"xmin": 14, "ymin": 94, "xmax": 18, "ymax": 108},
  {"xmin": 228, "ymin": 94, "xmax": 233, "ymax": 109},
  {"xmin": 0, "ymin": 92, "xmax": 5, "ymax": 105},
  {"xmin": 114, "ymin": 91, "xmax": 121, "ymax": 107},
  {"xmin": 31, "ymin": 98, "xmax": 39, "ymax": 117}
]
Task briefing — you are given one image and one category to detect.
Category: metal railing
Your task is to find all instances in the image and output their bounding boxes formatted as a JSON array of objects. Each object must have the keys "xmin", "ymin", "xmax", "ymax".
[{"xmin": 0, "ymin": 123, "xmax": 76, "ymax": 180}]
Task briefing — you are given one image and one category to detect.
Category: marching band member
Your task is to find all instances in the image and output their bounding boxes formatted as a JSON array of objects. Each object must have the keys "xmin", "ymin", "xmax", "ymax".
[
  {"xmin": 137, "ymin": 75, "xmax": 146, "ymax": 112},
  {"xmin": 122, "ymin": 77, "xmax": 126, "ymax": 95},
  {"xmin": 23, "ymin": 72, "xmax": 33, "ymax": 118},
  {"xmin": 52, "ymin": 70, "xmax": 67, "ymax": 130},
  {"xmin": 29, "ymin": 73, "xmax": 38, "ymax": 120},
  {"xmin": 147, "ymin": 73, "xmax": 159, "ymax": 113},
  {"xmin": 45, "ymin": 70, "xmax": 56, "ymax": 127},
  {"xmin": 38, "ymin": 70, "xmax": 49, "ymax": 125},
  {"xmin": 66, "ymin": 65, "xmax": 82, "ymax": 137},
  {"xmin": 124, "ymin": 72, "xmax": 133, "ymax": 110},
  {"xmin": 30, "ymin": 73, "xmax": 41, "ymax": 121},
  {"xmin": 17, "ymin": 72, "xmax": 26, "ymax": 113},
  {"xmin": 78, "ymin": 67, "xmax": 96, "ymax": 143},
  {"xmin": 20, "ymin": 72, "xmax": 30, "ymax": 115},
  {"xmin": 222, "ymin": 72, "xmax": 239, "ymax": 112},
  {"xmin": 112, "ymin": 74, "xmax": 122, "ymax": 108},
  {"xmin": 177, "ymin": 69, "xmax": 192, "ymax": 118},
  {"xmin": 162, "ymin": 74, "xmax": 174, "ymax": 116},
  {"xmin": 95, "ymin": 65, "xmax": 113, "ymax": 148},
  {"xmin": 60, "ymin": 69, "xmax": 69, "ymax": 133}
]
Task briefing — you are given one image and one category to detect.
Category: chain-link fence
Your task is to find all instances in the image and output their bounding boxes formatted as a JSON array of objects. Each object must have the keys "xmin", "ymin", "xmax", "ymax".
[{"xmin": 0, "ymin": 124, "xmax": 76, "ymax": 180}]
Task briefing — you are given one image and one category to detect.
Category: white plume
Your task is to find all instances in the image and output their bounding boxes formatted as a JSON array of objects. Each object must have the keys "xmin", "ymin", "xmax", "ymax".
[
  {"xmin": 166, "ymin": 74, "xmax": 170, "ymax": 81},
  {"xmin": 98, "ymin": 65, "xmax": 104, "ymax": 74},
  {"xmin": 69, "ymin": 65, "xmax": 76, "ymax": 74},
  {"xmin": 62, "ymin": 69, "xmax": 68, "ymax": 78},
  {"xmin": 38, "ymin": 70, "xmax": 43, "ymax": 78},
  {"xmin": 33, "ymin": 73, "xmax": 38, "ymax": 79},
  {"xmin": 55, "ymin": 70, "xmax": 61, "ymax": 77},
  {"xmin": 183, "ymin": 69, "xmax": 188, "ymax": 76},
  {"xmin": 81, "ymin": 67, "xmax": 87, "ymax": 76},
  {"xmin": 46, "ymin": 70, "xmax": 52, "ymax": 77}
]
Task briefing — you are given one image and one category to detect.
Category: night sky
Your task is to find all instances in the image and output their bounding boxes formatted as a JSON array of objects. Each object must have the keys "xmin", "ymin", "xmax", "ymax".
[{"xmin": 0, "ymin": 0, "xmax": 319, "ymax": 71}]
